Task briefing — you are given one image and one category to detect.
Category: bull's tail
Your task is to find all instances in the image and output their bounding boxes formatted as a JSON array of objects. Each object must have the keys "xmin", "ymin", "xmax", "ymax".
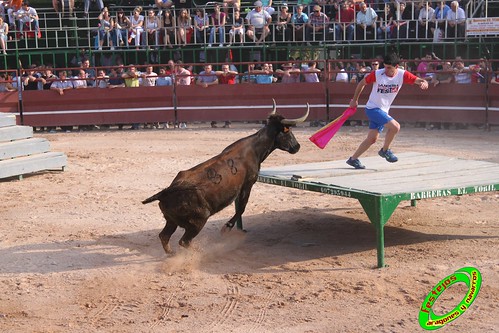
[{"xmin": 142, "ymin": 188, "xmax": 169, "ymax": 204}]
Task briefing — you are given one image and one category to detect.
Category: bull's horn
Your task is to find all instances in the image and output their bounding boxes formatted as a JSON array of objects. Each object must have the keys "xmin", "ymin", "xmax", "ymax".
[
  {"xmin": 269, "ymin": 98, "xmax": 277, "ymax": 115},
  {"xmin": 281, "ymin": 103, "xmax": 310, "ymax": 125}
]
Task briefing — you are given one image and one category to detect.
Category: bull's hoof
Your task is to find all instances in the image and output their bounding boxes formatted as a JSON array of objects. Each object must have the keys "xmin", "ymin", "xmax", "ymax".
[{"xmin": 220, "ymin": 225, "xmax": 233, "ymax": 234}]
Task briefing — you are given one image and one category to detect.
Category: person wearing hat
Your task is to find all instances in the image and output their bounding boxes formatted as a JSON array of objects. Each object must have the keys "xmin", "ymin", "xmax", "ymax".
[
  {"xmin": 246, "ymin": 1, "xmax": 272, "ymax": 45},
  {"xmin": 305, "ymin": 5, "xmax": 329, "ymax": 43},
  {"xmin": 275, "ymin": 3, "xmax": 291, "ymax": 42}
]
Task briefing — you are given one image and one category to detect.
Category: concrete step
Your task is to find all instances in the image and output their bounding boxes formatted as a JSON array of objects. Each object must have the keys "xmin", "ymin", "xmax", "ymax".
[
  {"xmin": 0, "ymin": 138, "xmax": 51, "ymax": 160},
  {"xmin": 0, "ymin": 152, "xmax": 67, "ymax": 180},
  {"xmin": 0, "ymin": 114, "xmax": 17, "ymax": 128},
  {"xmin": 0, "ymin": 126, "xmax": 33, "ymax": 143}
]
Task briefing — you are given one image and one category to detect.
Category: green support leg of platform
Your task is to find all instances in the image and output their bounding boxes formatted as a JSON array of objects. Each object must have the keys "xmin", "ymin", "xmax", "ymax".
[{"xmin": 358, "ymin": 195, "xmax": 403, "ymax": 268}]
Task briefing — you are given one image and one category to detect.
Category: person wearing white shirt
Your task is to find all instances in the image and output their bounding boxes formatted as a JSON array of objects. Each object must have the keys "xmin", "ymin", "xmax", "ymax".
[
  {"xmin": 446, "ymin": 1, "xmax": 466, "ymax": 38},
  {"xmin": 15, "ymin": 1, "xmax": 39, "ymax": 38},
  {"xmin": 355, "ymin": 2, "xmax": 378, "ymax": 40}
]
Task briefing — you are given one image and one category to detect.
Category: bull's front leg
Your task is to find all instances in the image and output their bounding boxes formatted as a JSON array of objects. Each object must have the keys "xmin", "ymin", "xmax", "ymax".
[{"xmin": 221, "ymin": 186, "xmax": 253, "ymax": 233}]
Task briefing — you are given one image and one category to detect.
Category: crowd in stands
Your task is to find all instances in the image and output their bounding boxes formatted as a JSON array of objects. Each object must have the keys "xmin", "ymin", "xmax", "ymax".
[
  {"xmin": 0, "ymin": 0, "xmax": 476, "ymax": 54},
  {"xmin": 0, "ymin": 52, "xmax": 496, "ymax": 132}
]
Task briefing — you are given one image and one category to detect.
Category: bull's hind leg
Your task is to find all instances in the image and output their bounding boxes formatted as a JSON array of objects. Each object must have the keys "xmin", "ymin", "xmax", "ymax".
[
  {"xmin": 159, "ymin": 221, "xmax": 178, "ymax": 254},
  {"xmin": 158, "ymin": 202, "xmax": 178, "ymax": 254},
  {"xmin": 179, "ymin": 219, "xmax": 207, "ymax": 248}
]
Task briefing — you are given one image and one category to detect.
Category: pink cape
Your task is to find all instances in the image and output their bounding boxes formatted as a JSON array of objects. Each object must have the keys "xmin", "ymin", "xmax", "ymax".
[{"xmin": 309, "ymin": 107, "xmax": 357, "ymax": 149}]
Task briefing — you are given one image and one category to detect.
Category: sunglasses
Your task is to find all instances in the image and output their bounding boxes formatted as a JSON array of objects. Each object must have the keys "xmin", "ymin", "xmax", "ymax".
[
  {"xmin": 372, "ymin": 63, "xmax": 379, "ymax": 65},
  {"xmin": 313, "ymin": 10, "xmax": 319, "ymax": 12}
]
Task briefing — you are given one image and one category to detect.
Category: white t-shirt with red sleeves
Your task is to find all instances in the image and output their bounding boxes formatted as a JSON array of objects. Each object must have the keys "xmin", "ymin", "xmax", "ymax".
[{"xmin": 364, "ymin": 68, "xmax": 418, "ymax": 113}]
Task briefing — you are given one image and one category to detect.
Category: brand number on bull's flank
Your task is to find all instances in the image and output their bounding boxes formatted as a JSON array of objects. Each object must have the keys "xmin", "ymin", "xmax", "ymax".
[{"xmin": 419, "ymin": 267, "xmax": 482, "ymax": 330}]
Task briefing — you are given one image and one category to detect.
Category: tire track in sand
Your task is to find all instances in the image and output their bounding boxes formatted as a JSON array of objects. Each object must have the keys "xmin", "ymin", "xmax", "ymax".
[{"xmin": 204, "ymin": 277, "xmax": 240, "ymax": 333}]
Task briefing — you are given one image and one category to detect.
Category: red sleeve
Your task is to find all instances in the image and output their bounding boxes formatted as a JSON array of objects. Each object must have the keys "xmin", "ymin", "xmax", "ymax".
[
  {"xmin": 403, "ymin": 70, "xmax": 418, "ymax": 84},
  {"xmin": 364, "ymin": 71, "xmax": 376, "ymax": 84}
]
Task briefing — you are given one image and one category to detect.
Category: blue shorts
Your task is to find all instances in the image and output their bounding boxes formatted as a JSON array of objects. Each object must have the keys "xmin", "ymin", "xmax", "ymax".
[{"xmin": 365, "ymin": 107, "xmax": 393, "ymax": 133}]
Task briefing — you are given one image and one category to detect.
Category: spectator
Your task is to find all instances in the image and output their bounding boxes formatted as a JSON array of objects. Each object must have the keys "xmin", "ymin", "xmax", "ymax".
[
  {"xmin": 22, "ymin": 64, "xmax": 40, "ymax": 90},
  {"xmin": 276, "ymin": 62, "xmax": 301, "ymax": 83},
  {"xmin": 15, "ymin": 1, "xmax": 39, "ymax": 38},
  {"xmin": 174, "ymin": 60, "xmax": 192, "ymax": 86},
  {"xmin": 194, "ymin": 8, "xmax": 209, "ymax": 44},
  {"xmin": 241, "ymin": 62, "xmax": 257, "ymax": 83},
  {"xmin": 252, "ymin": 63, "xmax": 275, "ymax": 84},
  {"xmin": 73, "ymin": 69, "xmax": 88, "ymax": 89},
  {"xmin": 355, "ymin": 2, "xmax": 377, "ymax": 40},
  {"xmin": 246, "ymin": 1, "xmax": 272, "ymax": 45},
  {"xmin": 97, "ymin": 7, "xmax": 116, "ymax": 50},
  {"xmin": 144, "ymin": 9, "xmax": 160, "ymax": 49},
  {"xmin": 209, "ymin": 4, "xmax": 226, "ymax": 47},
  {"xmin": 261, "ymin": 0, "xmax": 275, "ymax": 15},
  {"xmin": 223, "ymin": 0, "xmax": 241, "ymax": 17},
  {"xmin": 96, "ymin": 69, "xmax": 109, "ymax": 88},
  {"xmin": 0, "ymin": 73, "xmax": 16, "ymax": 91},
  {"xmin": 107, "ymin": 66, "xmax": 126, "ymax": 88},
  {"xmin": 140, "ymin": 64, "xmax": 158, "ymax": 86},
  {"xmin": 335, "ymin": 61, "xmax": 349, "ymax": 82},
  {"xmin": 213, "ymin": 63, "xmax": 238, "ymax": 128},
  {"xmin": 50, "ymin": 70, "xmax": 73, "ymax": 95},
  {"xmin": 453, "ymin": 58, "xmax": 472, "ymax": 84},
  {"xmin": 122, "ymin": 64, "xmax": 140, "ymax": 87},
  {"xmin": 431, "ymin": 1, "xmax": 450, "ymax": 40},
  {"xmin": 228, "ymin": 9, "xmax": 244, "ymax": 45},
  {"xmin": 196, "ymin": 64, "xmax": 218, "ymax": 88},
  {"xmin": 115, "ymin": 8, "xmax": 130, "ymax": 47},
  {"xmin": 0, "ymin": 17, "xmax": 8, "ymax": 54},
  {"xmin": 81, "ymin": 58, "xmax": 96, "ymax": 87},
  {"xmin": 122, "ymin": 65, "xmax": 140, "ymax": 130},
  {"xmin": 335, "ymin": 1, "xmax": 354, "ymax": 42},
  {"xmin": 6, "ymin": 0, "xmax": 22, "ymax": 31},
  {"xmin": 275, "ymin": 4, "xmax": 291, "ymax": 42},
  {"xmin": 416, "ymin": 52, "xmax": 439, "ymax": 77},
  {"xmin": 156, "ymin": 0, "xmax": 173, "ymax": 11},
  {"xmin": 162, "ymin": 9, "xmax": 175, "ymax": 47},
  {"xmin": 469, "ymin": 58, "xmax": 487, "ymax": 83},
  {"xmin": 446, "ymin": 0, "xmax": 466, "ymax": 39},
  {"xmin": 38, "ymin": 66, "xmax": 58, "ymax": 90},
  {"xmin": 84, "ymin": 0, "xmax": 104, "ymax": 18},
  {"xmin": 390, "ymin": 1, "xmax": 407, "ymax": 39},
  {"xmin": 370, "ymin": 59, "xmax": 380, "ymax": 71},
  {"xmin": 156, "ymin": 67, "xmax": 173, "ymax": 86},
  {"xmin": 302, "ymin": 61, "xmax": 321, "ymax": 82},
  {"xmin": 376, "ymin": 4, "xmax": 393, "ymax": 40},
  {"xmin": 418, "ymin": 1, "xmax": 434, "ymax": 39},
  {"xmin": 177, "ymin": 8, "xmax": 191, "ymax": 46},
  {"xmin": 128, "ymin": 6, "xmax": 145, "ymax": 49},
  {"xmin": 433, "ymin": 61, "xmax": 454, "ymax": 86},
  {"xmin": 305, "ymin": 5, "xmax": 329, "ymax": 43},
  {"xmin": 292, "ymin": 4, "xmax": 308, "ymax": 42}
]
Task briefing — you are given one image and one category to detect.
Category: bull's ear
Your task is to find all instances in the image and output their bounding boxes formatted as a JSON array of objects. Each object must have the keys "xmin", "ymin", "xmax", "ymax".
[{"xmin": 281, "ymin": 103, "xmax": 310, "ymax": 126}]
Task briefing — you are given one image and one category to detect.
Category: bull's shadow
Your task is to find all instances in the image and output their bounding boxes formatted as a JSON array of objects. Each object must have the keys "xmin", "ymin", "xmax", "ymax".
[{"xmin": 1, "ymin": 207, "xmax": 496, "ymax": 275}]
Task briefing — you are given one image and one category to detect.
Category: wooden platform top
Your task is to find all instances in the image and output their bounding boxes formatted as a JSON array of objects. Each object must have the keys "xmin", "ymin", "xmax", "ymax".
[{"xmin": 259, "ymin": 152, "xmax": 499, "ymax": 196}]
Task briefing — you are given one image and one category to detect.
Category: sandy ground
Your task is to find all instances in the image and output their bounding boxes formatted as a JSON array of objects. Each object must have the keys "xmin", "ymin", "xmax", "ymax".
[{"xmin": 1, "ymin": 122, "xmax": 498, "ymax": 333}]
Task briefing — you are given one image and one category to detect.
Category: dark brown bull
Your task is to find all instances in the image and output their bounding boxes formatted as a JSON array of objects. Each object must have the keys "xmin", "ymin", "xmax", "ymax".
[{"xmin": 142, "ymin": 100, "xmax": 309, "ymax": 253}]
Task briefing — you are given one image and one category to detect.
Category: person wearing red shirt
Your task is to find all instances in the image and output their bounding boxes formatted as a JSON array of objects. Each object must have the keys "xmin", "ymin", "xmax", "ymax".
[
  {"xmin": 346, "ymin": 53, "xmax": 429, "ymax": 169},
  {"xmin": 334, "ymin": 1, "xmax": 355, "ymax": 41},
  {"xmin": 212, "ymin": 64, "xmax": 238, "ymax": 128}
]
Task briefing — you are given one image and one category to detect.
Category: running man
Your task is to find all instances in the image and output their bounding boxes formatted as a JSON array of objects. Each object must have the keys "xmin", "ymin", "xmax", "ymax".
[{"xmin": 346, "ymin": 53, "xmax": 429, "ymax": 169}]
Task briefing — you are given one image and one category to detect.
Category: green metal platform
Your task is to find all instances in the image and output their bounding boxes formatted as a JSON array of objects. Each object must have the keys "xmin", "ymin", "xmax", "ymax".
[{"xmin": 255, "ymin": 152, "xmax": 499, "ymax": 268}]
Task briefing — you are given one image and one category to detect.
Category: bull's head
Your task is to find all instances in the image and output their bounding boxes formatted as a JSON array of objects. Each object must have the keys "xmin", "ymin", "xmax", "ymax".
[{"xmin": 269, "ymin": 99, "xmax": 309, "ymax": 154}]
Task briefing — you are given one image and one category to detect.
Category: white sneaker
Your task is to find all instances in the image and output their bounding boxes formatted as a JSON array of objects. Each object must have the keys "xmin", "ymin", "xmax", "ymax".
[
  {"xmin": 219, "ymin": 43, "xmax": 223, "ymax": 47},
  {"xmin": 207, "ymin": 44, "xmax": 212, "ymax": 47},
  {"xmin": 110, "ymin": 46, "xmax": 115, "ymax": 50},
  {"xmin": 98, "ymin": 47, "xmax": 102, "ymax": 50}
]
